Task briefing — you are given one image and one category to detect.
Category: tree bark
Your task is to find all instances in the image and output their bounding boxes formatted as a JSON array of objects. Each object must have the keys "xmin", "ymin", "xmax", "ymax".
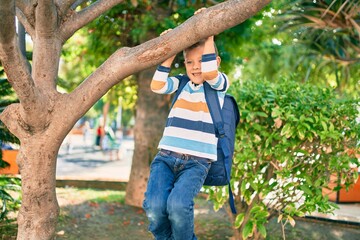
[
  {"xmin": 125, "ymin": 67, "xmax": 170, "ymax": 207},
  {"xmin": 16, "ymin": 138, "xmax": 60, "ymax": 240}
]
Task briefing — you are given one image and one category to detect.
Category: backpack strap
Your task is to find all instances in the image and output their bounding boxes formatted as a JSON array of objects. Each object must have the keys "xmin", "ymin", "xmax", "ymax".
[
  {"xmin": 170, "ymin": 75, "xmax": 189, "ymax": 108},
  {"xmin": 204, "ymin": 82, "xmax": 237, "ymax": 214}
]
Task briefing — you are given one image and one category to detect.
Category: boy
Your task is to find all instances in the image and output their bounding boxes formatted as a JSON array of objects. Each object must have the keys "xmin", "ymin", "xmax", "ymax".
[{"xmin": 143, "ymin": 34, "xmax": 229, "ymax": 240}]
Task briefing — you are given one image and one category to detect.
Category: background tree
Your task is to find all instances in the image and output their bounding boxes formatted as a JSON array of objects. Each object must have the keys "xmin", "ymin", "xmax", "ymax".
[
  {"xmin": 0, "ymin": 0, "xmax": 271, "ymax": 239},
  {"xmin": 60, "ymin": 0, "xmax": 259, "ymax": 207},
  {"xmin": 238, "ymin": 0, "xmax": 360, "ymax": 97},
  {"xmin": 279, "ymin": 0, "xmax": 360, "ymax": 95}
]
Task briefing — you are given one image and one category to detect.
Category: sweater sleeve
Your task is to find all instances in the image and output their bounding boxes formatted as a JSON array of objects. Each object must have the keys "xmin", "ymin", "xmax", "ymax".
[
  {"xmin": 201, "ymin": 53, "xmax": 229, "ymax": 92},
  {"xmin": 150, "ymin": 65, "xmax": 180, "ymax": 94}
]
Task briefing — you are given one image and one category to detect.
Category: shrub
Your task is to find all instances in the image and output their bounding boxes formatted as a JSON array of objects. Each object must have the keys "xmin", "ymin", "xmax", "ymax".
[
  {"xmin": 0, "ymin": 176, "xmax": 21, "ymax": 222},
  {"xmin": 207, "ymin": 79, "xmax": 360, "ymax": 239}
]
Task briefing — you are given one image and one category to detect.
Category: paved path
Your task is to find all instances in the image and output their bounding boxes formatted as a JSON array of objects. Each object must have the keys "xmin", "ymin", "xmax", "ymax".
[
  {"xmin": 55, "ymin": 132, "xmax": 360, "ymax": 226},
  {"xmin": 56, "ymin": 132, "xmax": 133, "ymax": 182}
]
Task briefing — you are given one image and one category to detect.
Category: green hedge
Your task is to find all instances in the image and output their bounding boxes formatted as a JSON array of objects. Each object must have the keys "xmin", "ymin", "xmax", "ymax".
[{"xmin": 207, "ymin": 79, "xmax": 360, "ymax": 239}]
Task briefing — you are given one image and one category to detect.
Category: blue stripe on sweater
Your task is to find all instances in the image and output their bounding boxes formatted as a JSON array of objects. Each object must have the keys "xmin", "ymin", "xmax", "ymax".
[
  {"xmin": 202, "ymin": 53, "xmax": 217, "ymax": 62},
  {"xmin": 166, "ymin": 117, "xmax": 215, "ymax": 134},
  {"xmin": 219, "ymin": 73, "xmax": 227, "ymax": 91},
  {"xmin": 159, "ymin": 136, "xmax": 217, "ymax": 155},
  {"xmin": 166, "ymin": 77, "xmax": 175, "ymax": 93},
  {"xmin": 157, "ymin": 65, "xmax": 171, "ymax": 72}
]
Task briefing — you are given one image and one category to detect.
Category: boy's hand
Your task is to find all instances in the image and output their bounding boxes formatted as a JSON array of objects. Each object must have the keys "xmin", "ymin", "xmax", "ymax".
[
  {"xmin": 160, "ymin": 29, "xmax": 173, "ymax": 36},
  {"xmin": 205, "ymin": 35, "xmax": 214, "ymax": 43},
  {"xmin": 194, "ymin": 8, "xmax": 214, "ymax": 50},
  {"xmin": 194, "ymin": 7, "xmax": 206, "ymax": 15},
  {"xmin": 160, "ymin": 28, "xmax": 176, "ymax": 67}
]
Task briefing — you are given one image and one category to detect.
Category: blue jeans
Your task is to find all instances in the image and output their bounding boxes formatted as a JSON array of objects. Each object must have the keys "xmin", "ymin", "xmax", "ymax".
[{"xmin": 143, "ymin": 150, "xmax": 211, "ymax": 240}]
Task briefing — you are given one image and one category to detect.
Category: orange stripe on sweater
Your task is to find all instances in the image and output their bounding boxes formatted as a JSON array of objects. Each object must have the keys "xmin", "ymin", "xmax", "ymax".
[
  {"xmin": 173, "ymin": 99, "xmax": 209, "ymax": 112},
  {"xmin": 150, "ymin": 80, "xmax": 166, "ymax": 91},
  {"xmin": 202, "ymin": 70, "xmax": 218, "ymax": 81}
]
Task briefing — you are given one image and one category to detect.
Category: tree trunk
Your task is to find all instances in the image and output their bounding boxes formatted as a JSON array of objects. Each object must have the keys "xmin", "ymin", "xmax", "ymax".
[
  {"xmin": 0, "ymin": 95, "xmax": 80, "ymax": 240},
  {"xmin": 125, "ymin": 67, "xmax": 169, "ymax": 207},
  {"xmin": 16, "ymin": 136, "xmax": 61, "ymax": 240}
]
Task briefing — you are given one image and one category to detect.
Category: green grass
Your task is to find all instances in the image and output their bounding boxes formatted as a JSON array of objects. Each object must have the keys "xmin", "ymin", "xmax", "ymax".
[
  {"xmin": 0, "ymin": 220, "xmax": 17, "ymax": 240},
  {"xmin": 79, "ymin": 189, "xmax": 125, "ymax": 204},
  {"xmin": 56, "ymin": 187, "xmax": 126, "ymax": 204}
]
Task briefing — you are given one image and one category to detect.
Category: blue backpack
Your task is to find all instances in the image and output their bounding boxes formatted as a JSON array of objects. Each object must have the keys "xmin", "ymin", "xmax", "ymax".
[{"xmin": 172, "ymin": 75, "xmax": 240, "ymax": 214}]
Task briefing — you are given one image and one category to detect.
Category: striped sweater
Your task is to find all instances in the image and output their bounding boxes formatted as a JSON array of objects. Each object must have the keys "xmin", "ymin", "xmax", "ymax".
[{"xmin": 150, "ymin": 53, "xmax": 229, "ymax": 161}]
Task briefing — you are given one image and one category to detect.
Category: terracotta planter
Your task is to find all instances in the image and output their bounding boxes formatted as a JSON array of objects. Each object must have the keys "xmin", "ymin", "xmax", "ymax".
[
  {"xmin": 323, "ymin": 172, "xmax": 360, "ymax": 203},
  {"xmin": 0, "ymin": 149, "xmax": 19, "ymax": 175}
]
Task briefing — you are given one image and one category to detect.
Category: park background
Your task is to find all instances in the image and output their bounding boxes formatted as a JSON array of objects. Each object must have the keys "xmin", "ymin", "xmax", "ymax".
[{"xmin": 1, "ymin": 0, "xmax": 360, "ymax": 239}]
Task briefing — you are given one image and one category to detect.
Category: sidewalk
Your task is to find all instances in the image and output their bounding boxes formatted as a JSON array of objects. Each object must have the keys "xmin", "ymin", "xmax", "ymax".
[
  {"xmin": 55, "ymin": 132, "xmax": 360, "ymax": 226},
  {"xmin": 56, "ymin": 132, "xmax": 133, "ymax": 182}
]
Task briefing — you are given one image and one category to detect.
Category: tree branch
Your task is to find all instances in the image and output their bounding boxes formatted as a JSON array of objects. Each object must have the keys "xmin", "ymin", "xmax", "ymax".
[
  {"xmin": 0, "ymin": 0, "xmax": 36, "ymax": 105},
  {"xmin": 30, "ymin": 0, "xmax": 62, "ymax": 91},
  {"xmin": 0, "ymin": 104, "xmax": 31, "ymax": 139},
  {"xmin": 36, "ymin": 0, "xmax": 58, "ymax": 37},
  {"xmin": 70, "ymin": 0, "xmax": 87, "ymax": 10},
  {"xmin": 15, "ymin": 0, "xmax": 28, "ymax": 13},
  {"xmin": 55, "ymin": 0, "xmax": 86, "ymax": 13},
  {"xmin": 16, "ymin": 0, "xmax": 36, "ymax": 35},
  {"xmin": 60, "ymin": 0, "xmax": 125, "ymax": 42},
  {"xmin": 16, "ymin": 8, "xmax": 35, "ymax": 37},
  {"xmin": 68, "ymin": 0, "xmax": 272, "ymax": 119},
  {"xmin": 55, "ymin": 0, "xmax": 76, "ymax": 14}
]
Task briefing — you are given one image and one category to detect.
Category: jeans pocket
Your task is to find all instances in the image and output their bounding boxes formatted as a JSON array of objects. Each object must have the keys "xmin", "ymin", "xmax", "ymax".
[{"xmin": 194, "ymin": 159, "xmax": 211, "ymax": 173}]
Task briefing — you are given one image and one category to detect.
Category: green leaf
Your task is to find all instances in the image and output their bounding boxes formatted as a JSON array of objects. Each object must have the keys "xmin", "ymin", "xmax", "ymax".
[
  {"xmin": 298, "ymin": 129, "xmax": 305, "ymax": 140},
  {"xmin": 242, "ymin": 221, "xmax": 254, "ymax": 239},
  {"xmin": 305, "ymin": 117, "xmax": 314, "ymax": 123},
  {"xmin": 234, "ymin": 213, "xmax": 245, "ymax": 228},
  {"xmin": 288, "ymin": 216, "xmax": 296, "ymax": 227},
  {"xmin": 257, "ymin": 224, "xmax": 267, "ymax": 238},
  {"xmin": 321, "ymin": 121, "xmax": 328, "ymax": 131},
  {"xmin": 302, "ymin": 122, "xmax": 311, "ymax": 130},
  {"xmin": 307, "ymin": 134, "xmax": 314, "ymax": 142},
  {"xmin": 280, "ymin": 123, "xmax": 291, "ymax": 137},
  {"xmin": 271, "ymin": 108, "xmax": 282, "ymax": 118},
  {"xmin": 300, "ymin": 185, "xmax": 313, "ymax": 195},
  {"xmin": 250, "ymin": 205, "xmax": 262, "ymax": 214},
  {"xmin": 255, "ymin": 111, "xmax": 268, "ymax": 118},
  {"xmin": 255, "ymin": 210, "xmax": 270, "ymax": 219}
]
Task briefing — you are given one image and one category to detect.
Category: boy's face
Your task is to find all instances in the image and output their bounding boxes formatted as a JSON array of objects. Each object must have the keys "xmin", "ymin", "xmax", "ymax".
[
  {"xmin": 184, "ymin": 45, "xmax": 206, "ymax": 85},
  {"xmin": 184, "ymin": 45, "xmax": 221, "ymax": 85}
]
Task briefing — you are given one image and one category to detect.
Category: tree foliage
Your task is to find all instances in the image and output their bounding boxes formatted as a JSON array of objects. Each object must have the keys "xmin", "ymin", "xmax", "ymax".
[
  {"xmin": 0, "ymin": 176, "xmax": 21, "ymax": 222},
  {"xmin": 60, "ymin": 0, "xmax": 259, "ymax": 126},
  {"xmin": 239, "ymin": 0, "xmax": 360, "ymax": 97},
  {"xmin": 207, "ymin": 79, "xmax": 360, "ymax": 239},
  {"xmin": 279, "ymin": 0, "xmax": 360, "ymax": 95}
]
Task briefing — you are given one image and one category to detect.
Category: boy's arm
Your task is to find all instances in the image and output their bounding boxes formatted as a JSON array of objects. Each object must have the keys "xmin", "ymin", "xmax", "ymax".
[
  {"xmin": 150, "ymin": 29, "xmax": 179, "ymax": 94},
  {"xmin": 150, "ymin": 65, "xmax": 179, "ymax": 94},
  {"xmin": 158, "ymin": 29, "xmax": 177, "ymax": 68},
  {"xmin": 201, "ymin": 37, "xmax": 229, "ymax": 92},
  {"xmin": 160, "ymin": 54, "xmax": 176, "ymax": 68},
  {"xmin": 203, "ymin": 35, "xmax": 215, "ymax": 55}
]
